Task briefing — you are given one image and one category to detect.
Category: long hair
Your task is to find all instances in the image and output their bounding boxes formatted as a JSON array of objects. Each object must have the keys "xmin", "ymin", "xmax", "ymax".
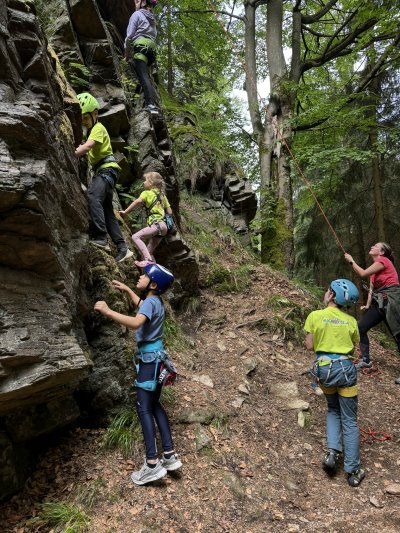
[
  {"xmin": 380, "ymin": 242, "xmax": 395, "ymax": 263},
  {"xmin": 144, "ymin": 172, "xmax": 166, "ymax": 195}
]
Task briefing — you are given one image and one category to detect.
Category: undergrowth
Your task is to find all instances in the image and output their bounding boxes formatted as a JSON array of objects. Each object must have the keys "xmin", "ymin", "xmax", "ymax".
[{"xmin": 101, "ymin": 408, "xmax": 142, "ymax": 458}]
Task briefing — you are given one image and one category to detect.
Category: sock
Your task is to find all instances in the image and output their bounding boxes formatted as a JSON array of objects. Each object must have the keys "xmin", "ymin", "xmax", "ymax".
[
  {"xmin": 146, "ymin": 461, "xmax": 157, "ymax": 468},
  {"xmin": 164, "ymin": 451, "xmax": 174, "ymax": 459}
]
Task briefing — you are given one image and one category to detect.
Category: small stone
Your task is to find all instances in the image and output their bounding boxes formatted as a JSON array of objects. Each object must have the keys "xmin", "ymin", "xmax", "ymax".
[
  {"xmin": 369, "ymin": 496, "xmax": 383, "ymax": 508},
  {"xmin": 285, "ymin": 399, "xmax": 310, "ymax": 411},
  {"xmin": 298, "ymin": 411, "xmax": 311, "ymax": 428},
  {"xmin": 238, "ymin": 383, "xmax": 250, "ymax": 395},
  {"xmin": 269, "ymin": 381, "xmax": 299, "ymax": 398},
  {"xmin": 192, "ymin": 374, "xmax": 214, "ymax": 388},
  {"xmin": 303, "ymin": 443, "xmax": 313, "ymax": 451},
  {"xmin": 217, "ymin": 341, "xmax": 227, "ymax": 352},
  {"xmin": 385, "ymin": 483, "xmax": 400, "ymax": 495},
  {"xmin": 243, "ymin": 357, "xmax": 257, "ymax": 375},
  {"xmin": 195, "ymin": 425, "xmax": 212, "ymax": 451},
  {"xmin": 232, "ymin": 397, "xmax": 245, "ymax": 409}
]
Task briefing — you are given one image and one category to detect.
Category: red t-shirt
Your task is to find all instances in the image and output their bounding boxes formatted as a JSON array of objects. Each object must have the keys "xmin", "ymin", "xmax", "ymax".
[{"xmin": 370, "ymin": 256, "xmax": 399, "ymax": 289}]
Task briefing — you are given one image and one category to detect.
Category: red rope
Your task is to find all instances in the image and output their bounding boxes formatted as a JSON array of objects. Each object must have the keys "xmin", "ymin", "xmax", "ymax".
[
  {"xmin": 360, "ymin": 426, "xmax": 391, "ymax": 443},
  {"xmin": 204, "ymin": 0, "xmax": 347, "ymax": 254}
]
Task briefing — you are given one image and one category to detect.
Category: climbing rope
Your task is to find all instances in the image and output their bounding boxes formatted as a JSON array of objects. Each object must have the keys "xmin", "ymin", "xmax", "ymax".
[
  {"xmin": 360, "ymin": 426, "xmax": 391, "ymax": 444},
  {"xmin": 204, "ymin": 0, "xmax": 347, "ymax": 254}
]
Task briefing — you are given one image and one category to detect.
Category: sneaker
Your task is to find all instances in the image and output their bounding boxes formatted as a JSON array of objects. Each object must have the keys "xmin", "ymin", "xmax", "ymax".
[
  {"xmin": 395, "ymin": 376, "xmax": 400, "ymax": 385},
  {"xmin": 322, "ymin": 449, "xmax": 340, "ymax": 473},
  {"xmin": 161, "ymin": 453, "xmax": 182, "ymax": 472},
  {"xmin": 144, "ymin": 104, "xmax": 160, "ymax": 116},
  {"xmin": 90, "ymin": 239, "xmax": 110, "ymax": 251},
  {"xmin": 356, "ymin": 361, "xmax": 372, "ymax": 370},
  {"xmin": 348, "ymin": 468, "xmax": 365, "ymax": 487},
  {"xmin": 115, "ymin": 249, "xmax": 133, "ymax": 263},
  {"xmin": 134, "ymin": 260, "xmax": 155, "ymax": 269},
  {"xmin": 130, "ymin": 461, "xmax": 167, "ymax": 486}
]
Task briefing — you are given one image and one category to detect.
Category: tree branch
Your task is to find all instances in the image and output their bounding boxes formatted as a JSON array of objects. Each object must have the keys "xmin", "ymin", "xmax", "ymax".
[
  {"xmin": 173, "ymin": 9, "xmax": 244, "ymax": 22},
  {"xmin": 300, "ymin": 18, "xmax": 377, "ymax": 74},
  {"xmin": 301, "ymin": 0, "xmax": 339, "ymax": 24}
]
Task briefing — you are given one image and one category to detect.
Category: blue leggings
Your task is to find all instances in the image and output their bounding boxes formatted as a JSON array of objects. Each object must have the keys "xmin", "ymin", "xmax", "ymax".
[{"xmin": 136, "ymin": 361, "xmax": 173, "ymax": 460}]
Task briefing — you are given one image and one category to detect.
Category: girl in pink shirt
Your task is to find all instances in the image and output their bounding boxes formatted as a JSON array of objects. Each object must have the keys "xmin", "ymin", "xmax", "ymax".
[{"xmin": 344, "ymin": 242, "xmax": 400, "ymax": 384}]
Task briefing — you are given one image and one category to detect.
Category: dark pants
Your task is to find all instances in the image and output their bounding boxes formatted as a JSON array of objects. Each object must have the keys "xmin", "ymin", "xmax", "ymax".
[
  {"xmin": 87, "ymin": 170, "xmax": 126, "ymax": 252},
  {"xmin": 358, "ymin": 304, "xmax": 400, "ymax": 362},
  {"xmin": 136, "ymin": 361, "xmax": 173, "ymax": 460},
  {"xmin": 132, "ymin": 58, "xmax": 157, "ymax": 106}
]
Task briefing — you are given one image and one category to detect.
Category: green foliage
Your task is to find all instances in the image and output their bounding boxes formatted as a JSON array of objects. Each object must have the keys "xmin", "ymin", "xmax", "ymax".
[
  {"xmin": 66, "ymin": 62, "xmax": 91, "ymax": 90},
  {"xmin": 204, "ymin": 262, "xmax": 254, "ymax": 293},
  {"xmin": 28, "ymin": 501, "xmax": 90, "ymax": 533},
  {"xmin": 265, "ymin": 295, "xmax": 292, "ymax": 309},
  {"xmin": 102, "ymin": 408, "xmax": 142, "ymax": 458},
  {"xmin": 163, "ymin": 313, "xmax": 189, "ymax": 353},
  {"xmin": 161, "ymin": 386, "xmax": 176, "ymax": 407}
]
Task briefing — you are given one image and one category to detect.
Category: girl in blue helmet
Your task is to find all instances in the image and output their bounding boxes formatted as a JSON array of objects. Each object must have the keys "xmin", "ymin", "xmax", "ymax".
[
  {"xmin": 345, "ymin": 243, "xmax": 400, "ymax": 383},
  {"xmin": 94, "ymin": 263, "xmax": 182, "ymax": 485},
  {"xmin": 125, "ymin": 0, "xmax": 160, "ymax": 115},
  {"xmin": 304, "ymin": 279, "xmax": 365, "ymax": 487}
]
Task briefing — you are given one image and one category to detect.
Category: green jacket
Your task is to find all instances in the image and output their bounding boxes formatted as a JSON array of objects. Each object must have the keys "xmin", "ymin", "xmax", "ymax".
[{"xmin": 374, "ymin": 285, "xmax": 400, "ymax": 337}]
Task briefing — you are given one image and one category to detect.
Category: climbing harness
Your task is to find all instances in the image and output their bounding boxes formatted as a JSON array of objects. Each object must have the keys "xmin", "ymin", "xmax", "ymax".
[
  {"xmin": 135, "ymin": 345, "xmax": 177, "ymax": 391},
  {"xmin": 313, "ymin": 354, "xmax": 353, "ymax": 384},
  {"xmin": 145, "ymin": 192, "xmax": 176, "ymax": 234},
  {"xmin": 93, "ymin": 154, "xmax": 117, "ymax": 173}
]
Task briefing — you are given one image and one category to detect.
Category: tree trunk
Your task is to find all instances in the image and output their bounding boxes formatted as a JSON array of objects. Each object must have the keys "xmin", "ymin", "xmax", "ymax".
[{"xmin": 167, "ymin": 6, "xmax": 173, "ymax": 96}]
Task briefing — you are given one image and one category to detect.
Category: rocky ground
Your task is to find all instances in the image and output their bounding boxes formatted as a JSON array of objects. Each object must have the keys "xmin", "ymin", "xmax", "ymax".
[{"xmin": 1, "ymin": 217, "xmax": 400, "ymax": 533}]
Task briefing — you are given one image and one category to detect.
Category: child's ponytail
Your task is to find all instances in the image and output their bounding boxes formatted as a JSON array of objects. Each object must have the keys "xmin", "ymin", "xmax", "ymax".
[{"xmin": 145, "ymin": 172, "xmax": 166, "ymax": 195}]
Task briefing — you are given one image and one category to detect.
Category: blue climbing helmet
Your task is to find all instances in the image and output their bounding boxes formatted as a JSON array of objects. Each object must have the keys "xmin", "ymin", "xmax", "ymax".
[
  {"xmin": 330, "ymin": 279, "xmax": 359, "ymax": 307},
  {"xmin": 144, "ymin": 263, "xmax": 174, "ymax": 294}
]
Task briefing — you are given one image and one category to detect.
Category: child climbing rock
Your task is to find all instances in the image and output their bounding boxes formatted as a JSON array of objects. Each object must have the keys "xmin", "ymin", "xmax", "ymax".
[
  {"xmin": 120, "ymin": 172, "xmax": 173, "ymax": 268},
  {"xmin": 94, "ymin": 263, "xmax": 182, "ymax": 485},
  {"xmin": 125, "ymin": 0, "xmax": 160, "ymax": 116},
  {"xmin": 75, "ymin": 92, "xmax": 133, "ymax": 263},
  {"xmin": 304, "ymin": 279, "xmax": 365, "ymax": 487}
]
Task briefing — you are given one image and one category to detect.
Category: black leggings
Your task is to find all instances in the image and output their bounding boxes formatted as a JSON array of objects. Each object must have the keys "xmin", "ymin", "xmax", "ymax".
[
  {"xmin": 132, "ymin": 58, "xmax": 158, "ymax": 106},
  {"xmin": 358, "ymin": 305, "xmax": 400, "ymax": 361},
  {"xmin": 136, "ymin": 361, "xmax": 173, "ymax": 460}
]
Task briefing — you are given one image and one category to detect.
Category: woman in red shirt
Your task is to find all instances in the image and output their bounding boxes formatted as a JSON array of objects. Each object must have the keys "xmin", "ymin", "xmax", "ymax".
[{"xmin": 344, "ymin": 242, "xmax": 400, "ymax": 384}]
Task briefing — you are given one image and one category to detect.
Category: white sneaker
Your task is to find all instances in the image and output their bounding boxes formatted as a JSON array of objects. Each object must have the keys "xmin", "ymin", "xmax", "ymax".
[
  {"xmin": 115, "ymin": 249, "xmax": 133, "ymax": 263},
  {"xmin": 130, "ymin": 461, "xmax": 167, "ymax": 485},
  {"xmin": 161, "ymin": 453, "xmax": 182, "ymax": 472}
]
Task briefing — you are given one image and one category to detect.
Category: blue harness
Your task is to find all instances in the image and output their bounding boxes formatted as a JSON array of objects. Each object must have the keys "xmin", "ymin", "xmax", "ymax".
[{"xmin": 134, "ymin": 340, "xmax": 165, "ymax": 392}]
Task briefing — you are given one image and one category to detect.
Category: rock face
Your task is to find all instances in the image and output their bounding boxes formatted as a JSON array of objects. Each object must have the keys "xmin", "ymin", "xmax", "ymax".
[
  {"xmin": 171, "ymin": 112, "xmax": 258, "ymax": 233},
  {"xmin": 0, "ymin": 0, "xmax": 91, "ymax": 499}
]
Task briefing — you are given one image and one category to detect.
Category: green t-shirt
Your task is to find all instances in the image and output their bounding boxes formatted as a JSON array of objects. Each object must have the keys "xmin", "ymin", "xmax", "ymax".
[
  {"xmin": 140, "ymin": 189, "xmax": 171, "ymax": 225},
  {"xmin": 304, "ymin": 306, "xmax": 360, "ymax": 354},
  {"xmin": 87, "ymin": 122, "xmax": 121, "ymax": 172}
]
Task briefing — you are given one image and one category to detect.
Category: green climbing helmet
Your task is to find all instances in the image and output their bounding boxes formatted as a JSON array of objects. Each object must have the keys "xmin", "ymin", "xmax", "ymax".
[{"xmin": 77, "ymin": 92, "xmax": 99, "ymax": 115}]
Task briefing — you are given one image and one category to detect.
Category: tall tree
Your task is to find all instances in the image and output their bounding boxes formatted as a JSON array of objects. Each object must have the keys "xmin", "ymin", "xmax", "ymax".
[{"xmin": 243, "ymin": 0, "xmax": 400, "ymax": 274}]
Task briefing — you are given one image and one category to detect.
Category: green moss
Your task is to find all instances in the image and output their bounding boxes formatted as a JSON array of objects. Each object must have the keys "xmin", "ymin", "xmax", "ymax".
[{"xmin": 261, "ymin": 193, "xmax": 292, "ymax": 271}]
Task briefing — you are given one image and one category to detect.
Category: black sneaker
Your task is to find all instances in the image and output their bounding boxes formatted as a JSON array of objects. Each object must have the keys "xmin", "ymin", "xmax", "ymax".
[
  {"xmin": 348, "ymin": 468, "xmax": 365, "ymax": 487},
  {"xmin": 356, "ymin": 360, "xmax": 372, "ymax": 370},
  {"xmin": 115, "ymin": 249, "xmax": 133, "ymax": 263},
  {"xmin": 322, "ymin": 449, "xmax": 340, "ymax": 473}
]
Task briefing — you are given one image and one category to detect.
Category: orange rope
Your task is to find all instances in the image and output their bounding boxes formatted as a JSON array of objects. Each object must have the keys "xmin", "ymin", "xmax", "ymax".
[{"xmin": 204, "ymin": 0, "xmax": 347, "ymax": 254}]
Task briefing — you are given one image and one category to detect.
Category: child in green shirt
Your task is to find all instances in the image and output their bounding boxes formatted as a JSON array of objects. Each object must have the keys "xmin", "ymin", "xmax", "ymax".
[
  {"xmin": 75, "ymin": 92, "xmax": 133, "ymax": 263},
  {"xmin": 120, "ymin": 172, "xmax": 173, "ymax": 268},
  {"xmin": 304, "ymin": 279, "xmax": 365, "ymax": 487}
]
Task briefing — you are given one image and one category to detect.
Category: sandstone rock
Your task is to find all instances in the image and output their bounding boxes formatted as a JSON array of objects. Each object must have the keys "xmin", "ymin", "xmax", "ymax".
[{"xmin": 284, "ymin": 399, "xmax": 310, "ymax": 411}]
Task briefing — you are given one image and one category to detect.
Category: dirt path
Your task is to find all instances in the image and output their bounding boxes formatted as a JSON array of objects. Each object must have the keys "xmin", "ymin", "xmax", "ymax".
[{"xmin": 2, "ymin": 265, "xmax": 400, "ymax": 532}]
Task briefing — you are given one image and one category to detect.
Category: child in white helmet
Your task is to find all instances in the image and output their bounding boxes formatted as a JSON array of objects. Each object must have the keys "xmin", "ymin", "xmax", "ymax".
[
  {"xmin": 75, "ymin": 92, "xmax": 133, "ymax": 263},
  {"xmin": 94, "ymin": 263, "xmax": 182, "ymax": 485}
]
